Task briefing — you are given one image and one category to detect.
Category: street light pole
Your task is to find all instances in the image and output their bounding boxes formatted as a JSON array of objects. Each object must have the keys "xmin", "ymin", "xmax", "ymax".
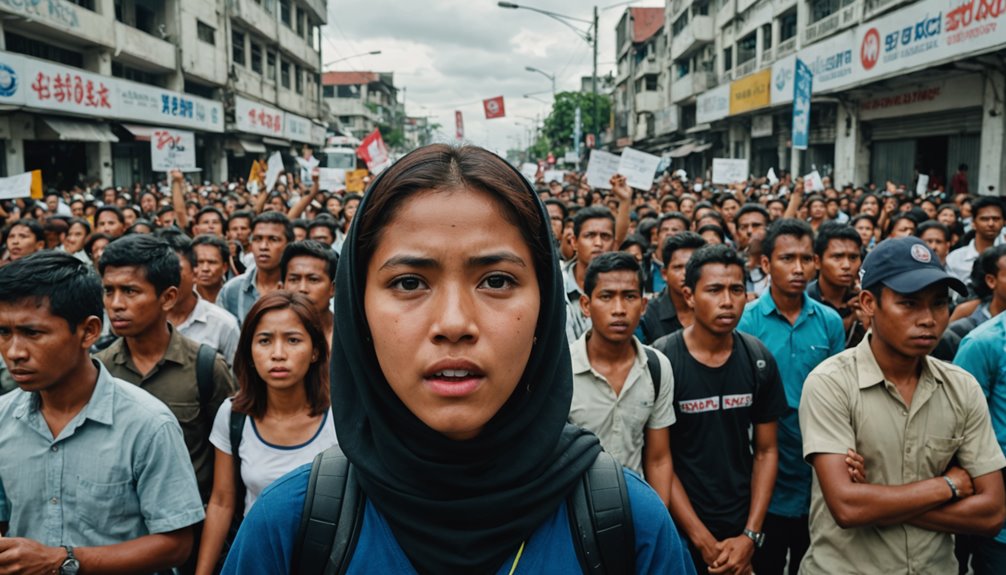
[
  {"xmin": 525, "ymin": 66, "xmax": 555, "ymax": 95},
  {"xmin": 323, "ymin": 50, "xmax": 382, "ymax": 69},
  {"xmin": 592, "ymin": 5, "xmax": 598, "ymax": 150}
]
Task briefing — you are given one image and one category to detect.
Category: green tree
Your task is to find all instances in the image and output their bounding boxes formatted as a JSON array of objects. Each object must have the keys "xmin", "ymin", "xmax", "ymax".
[{"xmin": 540, "ymin": 91, "xmax": 611, "ymax": 157}]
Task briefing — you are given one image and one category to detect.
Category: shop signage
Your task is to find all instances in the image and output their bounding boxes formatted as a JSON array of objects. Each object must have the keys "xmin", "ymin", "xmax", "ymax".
[
  {"xmin": 792, "ymin": 58, "xmax": 813, "ymax": 151},
  {"xmin": 655, "ymin": 106, "xmax": 679, "ymax": 135},
  {"xmin": 697, "ymin": 84, "xmax": 730, "ymax": 124},
  {"xmin": 311, "ymin": 122, "xmax": 328, "ymax": 147},
  {"xmin": 150, "ymin": 129, "xmax": 197, "ymax": 172},
  {"xmin": 799, "ymin": 30, "xmax": 856, "ymax": 95},
  {"xmin": 235, "ymin": 96, "xmax": 284, "ymax": 138},
  {"xmin": 730, "ymin": 69, "xmax": 771, "ymax": 115},
  {"xmin": 858, "ymin": 74, "xmax": 983, "ymax": 120},
  {"xmin": 751, "ymin": 115, "xmax": 773, "ymax": 138},
  {"xmin": 0, "ymin": 50, "xmax": 223, "ymax": 132},
  {"xmin": 284, "ymin": 111, "xmax": 313, "ymax": 144},
  {"xmin": 771, "ymin": 55, "xmax": 796, "ymax": 105}
]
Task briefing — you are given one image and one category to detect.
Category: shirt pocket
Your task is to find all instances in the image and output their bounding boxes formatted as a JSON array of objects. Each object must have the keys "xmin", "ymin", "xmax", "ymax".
[
  {"xmin": 165, "ymin": 401, "xmax": 201, "ymax": 453},
  {"xmin": 925, "ymin": 435, "xmax": 965, "ymax": 474},
  {"xmin": 801, "ymin": 343, "xmax": 832, "ymax": 372},
  {"xmin": 77, "ymin": 477, "xmax": 140, "ymax": 532}
]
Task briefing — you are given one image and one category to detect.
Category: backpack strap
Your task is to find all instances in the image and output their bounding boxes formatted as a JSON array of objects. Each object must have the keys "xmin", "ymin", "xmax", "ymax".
[
  {"xmin": 293, "ymin": 446, "xmax": 364, "ymax": 575},
  {"xmin": 229, "ymin": 410, "xmax": 247, "ymax": 521},
  {"xmin": 568, "ymin": 451, "xmax": 636, "ymax": 575},
  {"xmin": 196, "ymin": 344, "xmax": 216, "ymax": 419},
  {"xmin": 736, "ymin": 332, "xmax": 769, "ymax": 401},
  {"xmin": 643, "ymin": 347, "xmax": 662, "ymax": 401}
]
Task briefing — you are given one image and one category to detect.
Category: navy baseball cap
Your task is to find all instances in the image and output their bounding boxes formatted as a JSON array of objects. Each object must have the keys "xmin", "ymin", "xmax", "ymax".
[{"xmin": 860, "ymin": 237, "xmax": 967, "ymax": 296}]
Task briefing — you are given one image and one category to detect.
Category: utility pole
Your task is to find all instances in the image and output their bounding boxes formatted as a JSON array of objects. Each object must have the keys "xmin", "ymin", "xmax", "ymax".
[{"xmin": 592, "ymin": 5, "xmax": 599, "ymax": 150}]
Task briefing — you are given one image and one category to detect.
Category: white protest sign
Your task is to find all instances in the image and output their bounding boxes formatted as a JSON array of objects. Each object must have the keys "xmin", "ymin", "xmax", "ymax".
[
  {"xmin": 520, "ymin": 162, "xmax": 538, "ymax": 181},
  {"xmin": 916, "ymin": 174, "xmax": 930, "ymax": 197},
  {"xmin": 317, "ymin": 168, "xmax": 346, "ymax": 191},
  {"xmin": 767, "ymin": 167, "xmax": 779, "ymax": 185},
  {"xmin": 0, "ymin": 172, "xmax": 35, "ymax": 200},
  {"xmin": 264, "ymin": 152, "xmax": 284, "ymax": 192},
  {"xmin": 617, "ymin": 147, "xmax": 661, "ymax": 190},
  {"xmin": 564, "ymin": 151, "xmax": 579, "ymax": 164},
  {"xmin": 543, "ymin": 170, "xmax": 566, "ymax": 184},
  {"xmin": 711, "ymin": 158, "xmax": 750, "ymax": 185},
  {"xmin": 150, "ymin": 129, "xmax": 197, "ymax": 172},
  {"xmin": 804, "ymin": 170, "xmax": 824, "ymax": 192},
  {"xmin": 585, "ymin": 149, "xmax": 621, "ymax": 190}
]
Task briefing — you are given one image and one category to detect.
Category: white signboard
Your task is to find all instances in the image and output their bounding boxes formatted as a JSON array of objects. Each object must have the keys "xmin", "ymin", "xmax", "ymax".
[
  {"xmin": 771, "ymin": 55, "xmax": 797, "ymax": 105},
  {"xmin": 767, "ymin": 167, "xmax": 779, "ymax": 185},
  {"xmin": 150, "ymin": 128, "xmax": 197, "ymax": 172},
  {"xmin": 563, "ymin": 151, "xmax": 580, "ymax": 163},
  {"xmin": 697, "ymin": 84, "xmax": 731, "ymax": 124},
  {"xmin": 585, "ymin": 149, "xmax": 621, "ymax": 190},
  {"xmin": 236, "ymin": 95, "xmax": 285, "ymax": 138},
  {"xmin": 543, "ymin": 170, "xmax": 566, "ymax": 184},
  {"xmin": 800, "ymin": 30, "xmax": 857, "ymax": 95},
  {"xmin": 0, "ymin": 50, "xmax": 223, "ymax": 132},
  {"xmin": 618, "ymin": 147, "xmax": 661, "ymax": 190},
  {"xmin": 317, "ymin": 168, "xmax": 346, "ymax": 191},
  {"xmin": 0, "ymin": 171, "xmax": 34, "ymax": 200},
  {"xmin": 916, "ymin": 174, "xmax": 930, "ymax": 196},
  {"xmin": 311, "ymin": 122, "xmax": 328, "ymax": 146},
  {"xmin": 751, "ymin": 115, "xmax": 773, "ymax": 138},
  {"xmin": 264, "ymin": 152, "xmax": 284, "ymax": 192},
  {"xmin": 712, "ymin": 158, "xmax": 750, "ymax": 185},
  {"xmin": 285, "ymin": 112, "xmax": 313, "ymax": 143},
  {"xmin": 804, "ymin": 170, "xmax": 825, "ymax": 192},
  {"xmin": 520, "ymin": 162, "xmax": 538, "ymax": 181}
]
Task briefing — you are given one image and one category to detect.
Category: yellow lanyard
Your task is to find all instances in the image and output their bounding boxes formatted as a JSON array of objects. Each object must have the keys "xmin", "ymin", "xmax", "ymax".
[{"xmin": 507, "ymin": 541, "xmax": 526, "ymax": 575}]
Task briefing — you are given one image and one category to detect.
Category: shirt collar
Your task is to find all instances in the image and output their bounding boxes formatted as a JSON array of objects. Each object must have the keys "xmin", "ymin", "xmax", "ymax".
[
  {"xmin": 853, "ymin": 335, "xmax": 942, "ymax": 390},
  {"xmin": 187, "ymin": 295, "xmax": 211, "ymax": 325},
  {"xmin": 570, "ymin": 332, "xmax": 648, "ymax": 376},
  {"xmin": 241, "ymin": 268, "xmax": 259, "ymax": 293},
  {"xmin": 756, "ymin": 287, "xmax": 815, "ymax": 319},
  {"xmin": 656, "ymin": 290, "xmax": 679, "ymax": 320},
  {"xmin": 162, "ymin": 324, "xmax": 189, "ymax": 365},
  {"xmin": 13, "ymin": 360, "xmax": 116, "ymax": 426}
]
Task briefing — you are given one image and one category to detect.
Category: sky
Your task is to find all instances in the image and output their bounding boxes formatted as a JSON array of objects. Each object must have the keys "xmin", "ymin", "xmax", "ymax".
[{"xmin": 321, "ymin": 0, "xmax": 665, "ymax": 154}]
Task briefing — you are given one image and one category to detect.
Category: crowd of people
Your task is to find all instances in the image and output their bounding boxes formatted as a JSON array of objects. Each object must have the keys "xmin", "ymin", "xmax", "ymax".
[{"xmin": 0, "ymin": 143, "xmax": 1003, "ymax": 575}]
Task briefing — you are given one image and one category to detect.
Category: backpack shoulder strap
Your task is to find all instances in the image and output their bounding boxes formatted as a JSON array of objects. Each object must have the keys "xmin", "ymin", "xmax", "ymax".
[
  {"xmin": 229, "ymin": 409, "xmax": 247, "ymax": 520},
  {"xmin": 196, "ymin": 344, "xmax": 216, "ymax": 414},
  {"xmin": 567, "ymin": 451, "xmax": 636, "ymax": 575},
  {"xmin": 736, "ymin": 332, "xmax": 769, "ymax": 399},
  {"xmin": 293, "ymin": 445, "xmax": 364, "ymax": 575},
  {"xmin": 643, "ymin": 347, "xmax": 662, "ymax": 401}
]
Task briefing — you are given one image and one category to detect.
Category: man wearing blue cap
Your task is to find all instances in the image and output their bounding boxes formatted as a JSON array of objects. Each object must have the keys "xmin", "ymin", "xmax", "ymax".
[{"xmin": 799, "ymin": 236, "xmax": 1006, "ymax": 574}]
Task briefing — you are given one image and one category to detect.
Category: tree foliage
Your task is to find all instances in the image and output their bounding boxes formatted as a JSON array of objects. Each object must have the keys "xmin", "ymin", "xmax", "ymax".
[{"xmin": 537, "ymin": 91, "xmax": 611, "ymax": 157}]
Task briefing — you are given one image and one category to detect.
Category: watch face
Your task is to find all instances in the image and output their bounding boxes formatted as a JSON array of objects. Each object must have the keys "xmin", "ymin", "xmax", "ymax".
[{"xmin": 61, "ymin": 558, "xmax": 80, "ymax": 575}]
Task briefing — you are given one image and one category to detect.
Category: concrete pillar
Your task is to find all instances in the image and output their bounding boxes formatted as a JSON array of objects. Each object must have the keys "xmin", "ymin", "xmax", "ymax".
[
  {"xmin": 208, "ymin": 137, "xmax": 228, "ymax": 183},
  {"xmin": 0, "ymin": 116, "xmax": 25, "ymax": 176},
  {"xmin": 83, "ymin": 49, "xmax": 112, "ymax": 75},
  {"xmin": 979, "ymin": 70, "xmax": 1005, "ymax": 196},
  {"xmin": 756, "ymin": 26, "xmax": 765, "ymax": 66},
  {"xmin": 0, "ymin": 19, "xmax": 6, "ymax": 50},
  {"xmin": 771, "ymin": 18, "xmax": 781, "ymax": 49},
  {"xmin": 834, "ymin": 104, "xmax": 869, "ymax": 187},
  {"xmin": 86, "ymin": 142, "xmax": 113, "ymax": 186},
  {"xmin": 795, "ymin": 0, "xmax": 810, "ymax": 50}
]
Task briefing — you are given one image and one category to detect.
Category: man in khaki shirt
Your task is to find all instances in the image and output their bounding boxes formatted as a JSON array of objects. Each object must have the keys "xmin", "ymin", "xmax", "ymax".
[{"xmin": 800, "ymin": 237, "xmax": 1006, "ymax": 574}]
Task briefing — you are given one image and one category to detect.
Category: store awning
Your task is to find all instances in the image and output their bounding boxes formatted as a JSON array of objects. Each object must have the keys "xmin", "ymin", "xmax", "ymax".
[
  {"xmin": 686, "ymin": 123, "xmax": 712, "ymax": 134},
  {"xmin": 121, "ymin": 124, "xmax": 157, "ymax": 141},
  {"xmin": 668, "ymin": 142, "xmax": 695, "ymax": 158},
  {"xmin": 692, "ymin": 142, "xmax": 713, "ymax": 153},
  {"xmin": 227, "ymin": 139, "xmax": 267, "ymax": 154},
  {"xmin": 262, "ymin": 137, "xmax": 292, "ymax": 148},
  {"xmin": 38, "ymin": 117, "xmax": 118, "ymax": 142}
]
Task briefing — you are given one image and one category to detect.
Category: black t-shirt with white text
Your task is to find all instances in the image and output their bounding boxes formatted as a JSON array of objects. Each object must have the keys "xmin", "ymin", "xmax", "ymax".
[{"xmin": 653, "ymin": 331, "xmax": 787, "ymax": 540}]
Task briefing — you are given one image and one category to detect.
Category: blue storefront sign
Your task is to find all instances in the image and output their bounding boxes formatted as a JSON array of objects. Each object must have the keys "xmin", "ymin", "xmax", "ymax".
[{"xmin": 792, "ymin": 58, "xmax": 813, "ymax": 151}]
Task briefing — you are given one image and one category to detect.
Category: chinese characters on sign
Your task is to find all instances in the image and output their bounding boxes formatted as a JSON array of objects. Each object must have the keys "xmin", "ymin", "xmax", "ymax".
[{"xmin": 31, "ymin": 72, "xmax": 110, "ymax": 109}]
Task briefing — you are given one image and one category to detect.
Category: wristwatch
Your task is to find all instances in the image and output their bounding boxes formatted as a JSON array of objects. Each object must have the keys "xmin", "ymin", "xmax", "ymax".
[
  {"xmin": 59, "ymin": 546, "xmax": 80, "ymax": 575},
  {"xmin": 743, "ymin": 529, "xmax": 766, "ymax": 548}
]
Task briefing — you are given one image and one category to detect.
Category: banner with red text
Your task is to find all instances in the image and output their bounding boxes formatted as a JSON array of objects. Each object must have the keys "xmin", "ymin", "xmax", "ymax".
[
  {"xmin": 357, "ymin": 129, "xmax": 391, "ymax": 175},
  {"xmin": 150, "ymin": 129, "xmax": 197, "ymax": 172},
  {"xmin": 483, "ymin": 96, "xmax": 506, "ymax": 119}
]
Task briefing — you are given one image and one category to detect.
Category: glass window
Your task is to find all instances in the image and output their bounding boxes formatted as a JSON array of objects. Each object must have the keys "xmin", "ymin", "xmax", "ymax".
[
  {"xmin": 723, "ymin": 47, "xmax": 732, "ymax": 70},
  {"xmin": 232, "ymin": 30, "xmax": 245, "ymax": 67},
  {"xmin": 281, "ymin": 60, "xmax": 291, "ymax": 89},
  {"xmin": 251, "ymin": 43, "xmax": 262, "ymax": 74},
  {"xmin": 197, "ymin": 20, "xmax": 215, "ymax": 45},
  {"xmin": 295, "ymin": 64, "xmax": 303, "ymax": 93},
  {"xmin": 323, "ymin": 85, "xmax": 335, "ymax": 98},
  {"xmin": 280, "ymin": 0, "xmax": 291, "ymax": 26},
  {"xmin": 267, "ymin": 51, "xmax": 277, "ymax": 81}
]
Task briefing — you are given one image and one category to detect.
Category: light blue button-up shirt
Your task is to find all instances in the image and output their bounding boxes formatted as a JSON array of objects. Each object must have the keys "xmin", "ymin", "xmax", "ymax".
[
  {"xmin": 954, "ymin": 311, "xmax": 1006, "ymax": 544},
  {"xmin": 738, "ymin": 289, "xmax": 845, "ymax": 518},
  {"xmin": 219, "ymin": 267, "xmax": 260, "ymax": 326},
  {"xmin": 0, "ymin": 360, "xmax": 205, "ymax": 547}
]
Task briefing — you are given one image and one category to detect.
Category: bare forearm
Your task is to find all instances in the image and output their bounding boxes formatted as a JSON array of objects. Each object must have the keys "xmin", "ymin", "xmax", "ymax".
[
  {"xmin": 746, "ymin": 448, "xmax": 777, "ymax": 531},
  {"xmin": 195, "ymin": 502, "xmax": 235, "ymax": 575},
  {"xmin": 77, "ymin": 530, "xmax": 193, "ymax": 574},
  {"xmin": 644, "ymin": 454, "xmax": 673, "ymax": 508},
  {"xmin": 668, "ymin": 475, "xmax": 716, "ymax": 547},
  {"xmin": 172, "ymin": 181, "xmax": 188, "ymax": 229},
  {"xmin": 827, "ymin": 476, "xmax": 951, "ymax": 528},
  {"xmin": 288, "ymin": 182, "xmax": 319, "ymax": 219},
  {"xmin": 615, "ymin": 198, "xmax": 631, "ymax": 248},
  {"xmin": 908, "ymin": 479, "xmax": 1006, "ymax": 537}
]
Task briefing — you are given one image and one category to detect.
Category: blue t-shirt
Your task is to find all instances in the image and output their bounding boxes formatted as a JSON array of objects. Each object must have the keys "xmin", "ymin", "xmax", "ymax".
[{"xmin": 222, "ymin": 463, "xmax": 695, "ymax": 574}]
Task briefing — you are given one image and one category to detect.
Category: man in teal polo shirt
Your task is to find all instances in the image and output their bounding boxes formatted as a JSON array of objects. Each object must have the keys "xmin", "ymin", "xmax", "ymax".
[
  {"xmin": 738, "ymin": 218, "xmax": 845, "ymax": 574},
  {"xmin": 955, "ymin": 310, "xmax": 1006, "ymax": 574}
]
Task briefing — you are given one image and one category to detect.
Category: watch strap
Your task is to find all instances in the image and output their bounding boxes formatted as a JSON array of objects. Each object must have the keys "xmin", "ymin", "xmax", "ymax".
[{"xmin": 943, "ymin": 475, "xmax": 960, "ymax": 500}]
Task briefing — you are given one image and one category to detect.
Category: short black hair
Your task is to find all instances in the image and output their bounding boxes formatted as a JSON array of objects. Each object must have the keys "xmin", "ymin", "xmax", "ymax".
[
  {"xmin": 0, "ymin": 251, "xmax": 103, "ymax": 331},
  {"xmin": 252, "ymin": 211, "xmax": 294, "ymax": 242},
  {"xmin": 813, "ymin": 222, "xmax": 863, "ymax": 256},
  {"xmin": 544, "ymin": 199, "xmax": 568, "ymax": 221},
  {"xmin": 850, "ymin": 214, "xmax": 876, "ymax": 229},
  {"xmin": 885, "ymin": 212, "xmax": 918, "ymax": 237},
  {"xmin": 98, "ymin": 234, "xmax": 180, "ymax": 295},
  {"xmin": 973, "ymin": 244, "xmax": 1006, "ymax": 299},
  {"xmin": 661, "ymin": 231, "xmax": 707, "ymax": 267},
  {"xmin": 619, "ymin": 233, "xmax": 648, "ymax": 253},
  {"xmin": 8, "ymin": 218, "xmax": 44, "ymax": 242},
  {"xmin": 915, "ymin": 221, "xmax": 951, "ymax": 243},
  {"xmin": 697, "ymin": 224, "xmax": 726, "ymax": 244},
  {"xmin": 736, "ymin": 203, "xmax": 770, "ymax": 223},
  {"xmin": 636, "ymin": 217, "xmax": 659, "ymax": 243},
  {"xmin": 155, "ymin": 205, "xmax": 175, "ymax": 219},
  {"xmin": 192, "ymin": 234, "xmax": 230, "ymax": 263},
  {"xmin": 195, "ymin": 206, "xmax": 227, "ymax": 226},
  {"xmin": 95, "ymin": 205, "xmax": 125, "ymax": 224},
  {"xmin": 972, "ymin": 196, "xmax": 1004, "ymax": 219},
  {"xmin": 583, "ymin": 251, "xmax": 643, "ymax": 298},
  {"xmin": 684, "ymin": 243, "xmax": 747, "ymax": 290},
  {"xmin": 156, "ymin": 228, "xmax": 195, "ymax": 266},
  {"xmin": 307, "ymin": 218, "xmax": 337, "ymax": 238},
  {"xmin": 763, "ymin": 218, "xmax": 814, "ymax": 259},
  {"xmin": 658, "ymin": 211, "xmax": 691, "ymax": 231},
  {"xmin": 280, "ymin": 240, "xmax": 339, "ymax": 283},
  {"xmin": 125, "ymin": 219, "xmax": 154, "ymax": 235},
  {"xmin": 292, "ymin": 218, "xmax": 309, "ymax": 232},
  {"xmin": 84, "ymin": 233, "xmax": 113, "ymax": 258},
  {"xmin": 227, "ymin": 210, "xmax": 254, "ymax": 230},
  {"xmin": 572, "ymin": 206, "xmax": 615, "ymax": 238},
  {"xmin": 67, "ymin": 217, "xmax": 92, "ymax": 235}
]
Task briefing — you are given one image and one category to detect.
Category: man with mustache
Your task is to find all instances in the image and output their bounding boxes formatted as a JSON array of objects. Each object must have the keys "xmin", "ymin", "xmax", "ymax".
[{"xmin": 800, "ymin": 237, "xmax": 1006, "ymax": 574}]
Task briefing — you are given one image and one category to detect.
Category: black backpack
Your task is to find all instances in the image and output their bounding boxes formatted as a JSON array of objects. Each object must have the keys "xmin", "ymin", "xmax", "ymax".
[
  {"xmin": 660, "ymin": 330, "xmax": 772, "ymax": 400},
  {"xmin": 291, "ymin": 447, "xmax": 636, "ymax": 575}
]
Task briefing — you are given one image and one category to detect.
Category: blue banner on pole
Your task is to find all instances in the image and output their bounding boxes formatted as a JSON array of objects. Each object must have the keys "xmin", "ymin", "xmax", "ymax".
[{"xmin": 792, "ymin": 58, "xmax": 813, "ymax": 151}]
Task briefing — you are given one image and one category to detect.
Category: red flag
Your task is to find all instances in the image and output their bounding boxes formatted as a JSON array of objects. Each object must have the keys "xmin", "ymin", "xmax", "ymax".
[
  {"xmin": 483, "ymin": 96, "xmax": 506, "ymax": 119},
  {"xmin": 356, "ymin": 129, "xmax": 391, "ymax": 175},
  {"xmin": 455, "ymin": 111, "xmax": 464, "ymax": 140}
]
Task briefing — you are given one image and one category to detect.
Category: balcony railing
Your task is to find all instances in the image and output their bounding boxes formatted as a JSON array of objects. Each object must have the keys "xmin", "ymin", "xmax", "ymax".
[
  {"xmin": 803, "ymin": 0, "xmax": 862, "ymax": 46},
  {"xmin": 761, "ymin": 46, "xmax": 775, "ymax": 64},
  {"xmin": 720, "ymin": 69, "xmax": 735, "ymax": 84},
  {"xmin": 863, "ymin": 0, "xmax": 911, "ymax": 20},
  {"xmin": 735, "ymin": 58, "xmax": 757, "ymax": 78},
  {"xmin": 777, "ymin": 37, "xmax": 797, "ymax": 58}
]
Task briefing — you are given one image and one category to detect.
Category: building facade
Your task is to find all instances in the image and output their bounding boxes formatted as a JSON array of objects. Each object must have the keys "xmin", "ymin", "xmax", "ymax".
[
  {"xmin": 321, "ymin": 70, "xmax": 401, "ymax": 142},
  {"xmin": 611, "ymin": 7, "xmax": 672, "ymax": 153},
  {"xmin": 620, "ymin": 0, "xmax": 1005, "ymax": 194},
  {"xmin": 0, "ymin": 0, "xmax": 328, "ymax": 188}
]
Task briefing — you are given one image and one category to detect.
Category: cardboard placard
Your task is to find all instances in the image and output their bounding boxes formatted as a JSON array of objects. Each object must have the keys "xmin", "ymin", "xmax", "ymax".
[
  {"xmin": 712, "ymin": 158, "xmax": 750, "ymax": 185},
  {"xmin": 585, "ymin": 149, "xmax": 621, "ymax": 190},
  {"xmin": 617, "ymin": 147, "xmax": 661, "ymax": 190}
]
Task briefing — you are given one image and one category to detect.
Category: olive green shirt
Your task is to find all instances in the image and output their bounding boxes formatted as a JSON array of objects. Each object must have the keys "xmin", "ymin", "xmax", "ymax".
[
  {"xmin": 96, "ymin": 326, "xmax": 235, "ymax": 501},
  {"xmin": 799, "ymin": 336, "xmax": 1005, "ymax": 575}
]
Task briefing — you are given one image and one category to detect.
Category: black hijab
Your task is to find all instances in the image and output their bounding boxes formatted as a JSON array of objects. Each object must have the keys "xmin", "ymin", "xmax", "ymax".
[{"xmin": 330, "ymin": 146, "xmax": 601, "ymax": 575}]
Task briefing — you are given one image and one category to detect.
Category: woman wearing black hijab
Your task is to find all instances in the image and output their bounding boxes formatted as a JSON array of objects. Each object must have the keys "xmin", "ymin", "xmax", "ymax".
[{"xmin": 222, "ymin": 145, "xmax": 692, "ymax": 574}]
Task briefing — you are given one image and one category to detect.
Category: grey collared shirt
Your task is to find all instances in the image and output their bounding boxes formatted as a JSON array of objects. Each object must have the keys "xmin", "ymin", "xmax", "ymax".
[
  {"xmin": 563, "ymin": 259, "xmax": 591, "ymax": 344},
  {"xmin": 218, "ymin": 267, "xmax": 260, "ymax": 326},
  {"xmin": 0, "ymin": 361, "xmax": 204, "ymax": 546},
  {"xmin": 176, "ymin": 295, "xmax": 241, "ymax": 367}
]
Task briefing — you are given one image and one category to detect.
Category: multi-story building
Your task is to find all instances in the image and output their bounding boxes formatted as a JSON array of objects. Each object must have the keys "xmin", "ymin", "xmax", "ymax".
[
  {"xmin": 322, "ymin": 71, "xmax": 401, "ymax": 142},
  {"xmin": 611, "ymin": 7, "xmax": 670, "ymax": 153},
  {"xmin": 0, "ymin": 0, "xmax": 328, "ymax": 188},
  {"xmin": 662, "ymin": 0, "xmax": 1005, "ymax": 193}
]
